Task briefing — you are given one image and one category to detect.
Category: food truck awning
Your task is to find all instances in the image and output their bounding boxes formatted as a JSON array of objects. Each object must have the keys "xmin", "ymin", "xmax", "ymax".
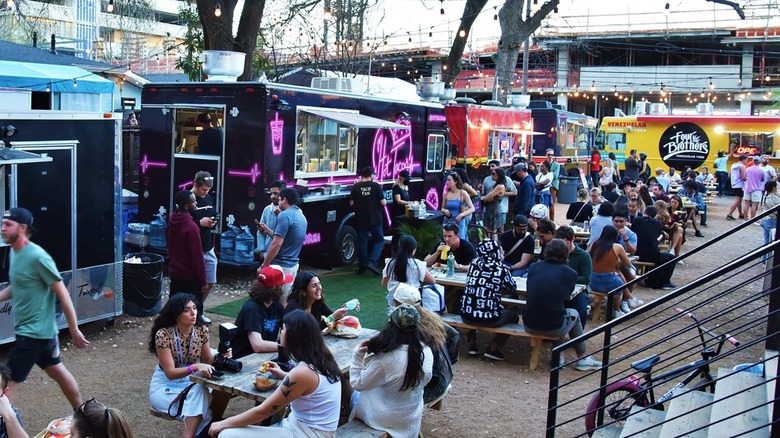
[
  {"xmin": 301, "ymin": 108, "xmax": 410, "ymax": 130},
  {"xmin": 0, "ymin": 147, "xmax": 53, "ymax": 165},
  {"xmin": 491, "ymin": 127, "xmax": 544, "ymax": 135},
  {"xmin": 0, "ymin": 60, "xmax": 115, "ymax": 94}
]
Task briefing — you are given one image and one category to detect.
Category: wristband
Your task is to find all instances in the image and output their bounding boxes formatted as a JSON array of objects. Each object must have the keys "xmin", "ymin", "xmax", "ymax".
[{"xmin": 187, "ymin": 365, "xmax": 194, "ymax": 374}]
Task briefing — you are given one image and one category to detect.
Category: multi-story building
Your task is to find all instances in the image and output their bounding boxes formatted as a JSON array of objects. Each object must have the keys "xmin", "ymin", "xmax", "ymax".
[{"xmin": 0, "ymin": 0, "xmax": 187, "ymax": 69}]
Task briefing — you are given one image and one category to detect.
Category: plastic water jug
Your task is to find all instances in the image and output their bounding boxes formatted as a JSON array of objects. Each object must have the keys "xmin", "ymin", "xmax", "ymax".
[
  {"xmin": 220, "ymin": 226, "xmax": 238, "ymax": 261},
  {"xmin": 149, "ymin": 206, "xmax": 167, "ymax": 248},
  {"xmin": 446, "ymin": 253, "xmax": 455, "ymax": 277},
  {"xmin": 234, "ymin": 226, "xmax": 255, "ymax": 264}
]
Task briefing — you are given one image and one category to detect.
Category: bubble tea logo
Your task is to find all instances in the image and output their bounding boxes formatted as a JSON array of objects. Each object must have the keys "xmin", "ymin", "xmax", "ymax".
[{"xmin": 658, "ymin": 122, "xmax": 710, "ymax": 169}]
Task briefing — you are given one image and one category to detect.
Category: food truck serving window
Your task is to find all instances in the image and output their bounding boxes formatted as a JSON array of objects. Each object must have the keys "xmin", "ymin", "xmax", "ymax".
[
  {"xmin": 426, "ymin": 134, "xmax": 445, "ymax": 172},
  {"xmin": 295, "ymin": 107, "xmax": 410, "ymax": 178}
]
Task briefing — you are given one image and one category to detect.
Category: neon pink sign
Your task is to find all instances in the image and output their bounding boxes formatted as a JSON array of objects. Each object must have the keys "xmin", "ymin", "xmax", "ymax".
[
  {"xmin": 429, "ymin": 114, "xmax": 446, "ymax": 123},
  {"xmin": 140, "ymin": 154, "xmax": 167, "ymax": 174},
  {"xmin": 372, "ymin": 119, "xmax": 419, "ymax": 182},
  {"xmin": 178, "ymin": 180, "xmax": 193, "ymax": 190},
  {"xmin": 228, "ymin": 162, "xmax": 261, "ymax": 185},
  {"xmin": 426, "ymin": 187, "xmax": 439, "ymax": 210},
  {"xmin": 303, "ymin": 232, "xmax": 321, "ymax": 246},
  {"xmin": 270, "ymin": 112, "xmax": 284, "ymax": 155}
]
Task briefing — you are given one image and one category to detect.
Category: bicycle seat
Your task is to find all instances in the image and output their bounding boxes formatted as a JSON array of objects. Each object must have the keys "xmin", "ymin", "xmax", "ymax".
[{"xmin": 630, "ymin": 354, "xmax": 660, "ymax": 373}]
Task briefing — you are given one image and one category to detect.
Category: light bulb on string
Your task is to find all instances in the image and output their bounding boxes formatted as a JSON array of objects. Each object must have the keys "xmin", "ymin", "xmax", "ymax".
[
  {"xmin": 73, "ymin": 80, "xmax": 78, "ymax": 88},
  {"xmin": 214, "ymin": 2, "xmax": 222, "ymax": 17},
  {"xmin": 493, "ymin": 6, "xmax": 497, "ymax": 20},
  {"xmin": 664, "ymin": 2, "xmax": 670, "ymax": 15},
  {"xmin": 459, "ymin": 28, "xmax": 466, "ymax": 38},
  {"xmin": 107, "ymin": 0, "xmax": 113, "ymax": 12},
  {"xmin": 440, "ymin": 0, "xmax": 444, "ymax": 14},
  {"xmin": 709, "ymin": 77, "xmax": 714, "ymax": 89},
  {"xmin": 590, "ymin": 81, "xmax": 595, "ymax": 92}
]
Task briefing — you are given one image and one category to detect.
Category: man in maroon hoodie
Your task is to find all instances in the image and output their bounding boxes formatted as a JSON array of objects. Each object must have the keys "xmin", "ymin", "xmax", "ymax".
[{"xmin": 168, "ymin": 190, "xmax": 208, "ymax": 320}]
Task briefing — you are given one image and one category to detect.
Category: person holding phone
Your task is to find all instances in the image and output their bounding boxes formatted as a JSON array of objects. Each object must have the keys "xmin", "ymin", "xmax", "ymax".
[
  {"xmin": 190, "ymin": 171, "xmax": 218, "ymax": 324},
  {"xmin": 255, "ymin": 180, "xmax": 285, "ymax": 262}
]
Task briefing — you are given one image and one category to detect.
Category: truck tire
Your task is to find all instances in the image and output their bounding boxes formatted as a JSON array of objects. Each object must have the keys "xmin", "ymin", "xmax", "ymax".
[{"xmin": 335, "ymin": 225, "xmax": 357, "ymax": 266}]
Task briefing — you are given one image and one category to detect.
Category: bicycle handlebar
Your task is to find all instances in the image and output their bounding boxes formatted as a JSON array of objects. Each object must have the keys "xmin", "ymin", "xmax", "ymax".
[{"xmin": 675, "ymin": 307, "xmax": 740, "ymax": 347}]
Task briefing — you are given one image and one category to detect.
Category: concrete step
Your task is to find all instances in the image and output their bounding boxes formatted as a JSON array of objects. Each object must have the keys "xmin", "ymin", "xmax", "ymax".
[
  {"xmin": 619, "ymin": 405, "xmax": 664, "ymax": 438},
  {"xmin": 709, "ymin": 367, "xmax": 770, "ymax": 438},
  {"xmin": 592, "ymin": 425, "xmax": 622, "ymax": 438},
  {"xmin": 764, "ymin": 350, "xmax": 778, "ymax": 428},
  {"xmin": 658, "ymin": 390, "xmax": 713, "ymax": 438}
]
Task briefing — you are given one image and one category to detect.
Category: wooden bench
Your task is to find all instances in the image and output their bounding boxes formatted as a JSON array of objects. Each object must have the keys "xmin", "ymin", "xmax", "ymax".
[
  {"xmin": 150, "ymin": 408, "xmax": 176, "ymax": 421},
  {"xmin": 633, "ymin": 261, "xmax": 655, "ymax": 275},
  {"xmin": 501, "ymin": 297, "xmax": 527, "ymax": 307},
  {"xmin": 337, "ymin": 418, "xmax": 390, "ymax": 437},
  {"xmin": 590, "ymin": 291, "xmax": 608, "ymax": 321},
  {"xmin": 440, "ymin": 313, "xmax": 559, "ymax": 371},
  {"xmin": 424, "ymin": 383, "xmax": 452, "ymax": 411}
]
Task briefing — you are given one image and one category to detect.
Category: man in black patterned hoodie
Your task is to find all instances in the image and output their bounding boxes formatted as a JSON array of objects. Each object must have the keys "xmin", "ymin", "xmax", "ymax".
[{"xmin": 459, "ymin": 239, "xmax": 519, "ymax": 361}]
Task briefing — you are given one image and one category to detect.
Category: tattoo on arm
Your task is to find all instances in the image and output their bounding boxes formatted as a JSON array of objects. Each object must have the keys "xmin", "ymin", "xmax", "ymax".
[
  {"xmin": 281, "ymin": 376, "xmax": 297, "ymax": 398},
  {"xmin": 271, "ymin": 404, "xmax": 281, "ymax": 412}
]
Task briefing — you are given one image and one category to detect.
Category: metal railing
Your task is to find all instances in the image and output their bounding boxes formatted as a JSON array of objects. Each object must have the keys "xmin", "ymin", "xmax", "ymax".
[{"xmin": 546, "ymin": 205, "xmax": 780, "ymax": 437}]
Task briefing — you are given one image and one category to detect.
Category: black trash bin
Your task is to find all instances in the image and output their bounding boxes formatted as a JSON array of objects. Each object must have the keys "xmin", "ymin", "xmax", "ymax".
[
  {"xmin": 558, "ymin": 176, "xmax": 580, "ymax": 204},
  {"xmin": 123, "ymin": 252, "xmax": 164, "ymax": 317}
]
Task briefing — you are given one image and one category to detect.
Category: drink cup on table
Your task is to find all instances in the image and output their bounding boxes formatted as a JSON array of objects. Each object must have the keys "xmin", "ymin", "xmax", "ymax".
[{"xmin": 440, "ymin": 245, "xmax": 450, "ymax": 263}]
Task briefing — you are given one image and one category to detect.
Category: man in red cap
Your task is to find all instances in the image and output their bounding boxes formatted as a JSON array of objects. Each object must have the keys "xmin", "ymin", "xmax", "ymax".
[
  {"xmin": 231, "ymin": 265, "xmax": 293, "ymax": 359},
  {"xmin": 0, "ymin": 207, "xmax": 89, "ymax": 409}
]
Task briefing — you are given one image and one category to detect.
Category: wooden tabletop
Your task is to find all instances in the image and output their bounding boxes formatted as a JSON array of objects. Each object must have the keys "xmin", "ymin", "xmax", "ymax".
[
  {"xmin": 430, "ymin": 268, "xmax": 586, "ymax": 296},
  {"xmin": 190, "ymin": 328, "xmax": 377, "ymax": 402}
]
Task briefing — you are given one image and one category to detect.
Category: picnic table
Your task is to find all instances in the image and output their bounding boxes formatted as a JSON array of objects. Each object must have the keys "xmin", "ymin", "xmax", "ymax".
[
  {"xmin": 430, "ymin": 268, "xmax": 587, "ymax": 298},
  {"xmin": 189, "ymin": 328, "xmax": 378, "ymax": 418}
]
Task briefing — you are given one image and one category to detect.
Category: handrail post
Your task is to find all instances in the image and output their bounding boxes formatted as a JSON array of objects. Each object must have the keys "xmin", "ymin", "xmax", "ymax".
[{"xmin": 769, "ymin": 209, "xmax": 780, "ymax": 434}]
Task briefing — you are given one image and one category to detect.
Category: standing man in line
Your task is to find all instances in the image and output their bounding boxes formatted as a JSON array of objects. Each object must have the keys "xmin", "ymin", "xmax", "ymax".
[
  {"xmin": 168, "ymin": 190, "xmax": 208, "ymax": 317},
  {"xmin": 190, "ymin": 170, "xmax": 218, "ymax": 324},
  {"xmin": 350, "ymin": 166, "xmax": 386, "ymax": 275},
  {"xmin": 727, "ymin": 155, "xmax": 748, "ymax": 220},
  {"xmin": 261, "ymin": 188, "xmax": 307, "ymax": 306},
  {"xmin": 0, "ymin": 208, "xmax": 89, "ymax": 409},
  {"xmin": 624, "ymin": 149, "xmax": 641, "ymax": 182},
  {"xmin": 713, "ymin": 151, "xmax": 729, "ymax": 197},
  {"xmin": 589, "ymin": 147, "xmax": 601, "ymax": 188},
  {"xmin": 744, "ymin": 156, "xmax": 768, "ymax": 221},
  {"xmin": 512, "ymin": 162, "xmax": 536, "ymax": 218},
  {"xmin": 544, "ymin": 149, "xmax": 561, "ymax": 221},
  {"xmin": 255, "ymin": 180, "xmax": 285, "ymax": 263}
]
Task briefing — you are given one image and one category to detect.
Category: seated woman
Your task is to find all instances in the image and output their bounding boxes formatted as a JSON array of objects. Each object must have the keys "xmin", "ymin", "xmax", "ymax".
[
  {"xmin": 382, "ymin": 235, "xmax": 437, "ymax": 307},
  {"xmin": 523, "ymin": 239, "xmax": 602, "ymax": 371},
  {"xmin": 210, "ymin": 311, "xmax": 342, "ymax": 437},
  {"xmin": 655, "ymin": 200, "xmax": 683, "ymax": 257},
  {"xmin": 588, "ymin": 225, "xmax": 635, "ymax": 319},
  {"xmin": 232, "ymin": 265, "xmax": 291, "ymax": 358},
  {"xmin": 566, "ymin": 189, "xmax": 593, "ymax": 227},
  {"xmin": 459, "ymin": 239, "xmax": 519, "ymax": 360},
  {"xmin": 148, "ymin": 293, "xmax": 227, "ymax": 438},
  {"xmin": 350, "ymin": 304, "xmax": 433, "ymax": 438},
  {"xmin": 392, "ymin": 283, "xmax": 460, "ymax": 405},
  {"xmin": 285, "ymin": 271, "xmax": 347, "ymax": 330},
  {"xmin": 72, "ymin": 398, "xmax": 133, "ymax": 438}
]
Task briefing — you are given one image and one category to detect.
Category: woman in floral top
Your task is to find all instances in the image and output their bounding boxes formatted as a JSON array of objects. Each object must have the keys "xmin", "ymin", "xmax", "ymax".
[{"xmin": 148, "ymin": 293, "xmax": 225, "ymax": 438}]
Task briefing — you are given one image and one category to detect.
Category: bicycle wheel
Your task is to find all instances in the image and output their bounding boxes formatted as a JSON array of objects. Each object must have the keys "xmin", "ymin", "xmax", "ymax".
[{"xmin": 584, "ymin": 381, "xmax": 650, "ymax": 436}]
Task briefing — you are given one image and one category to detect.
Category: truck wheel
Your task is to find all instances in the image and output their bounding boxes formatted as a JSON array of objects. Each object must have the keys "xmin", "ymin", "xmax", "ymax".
[{"xmin": 335, "ymin": 225, "xmax": 357, "ymax": 266}]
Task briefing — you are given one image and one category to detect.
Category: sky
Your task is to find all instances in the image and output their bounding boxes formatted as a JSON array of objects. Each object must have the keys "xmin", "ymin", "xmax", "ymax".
[{"xmin": 261, "ymin": 0, "xmax": 780, "ymax": 55}]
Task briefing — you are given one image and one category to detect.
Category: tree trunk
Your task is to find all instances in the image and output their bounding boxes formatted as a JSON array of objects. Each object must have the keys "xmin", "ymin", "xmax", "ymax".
[
  {"xmin": 197, "ymin": 0, "xmax": 265, "ymax": 81},
  {"xmin": 442, "ymin": 0, "xmax": 488, "ymax": 87},
  {"xmin": 494, "ymin": 0, "xmax": 560, "ymax": 104}
]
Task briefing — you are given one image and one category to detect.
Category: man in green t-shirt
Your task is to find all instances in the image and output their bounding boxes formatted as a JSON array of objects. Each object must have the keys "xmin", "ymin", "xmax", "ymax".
[{"xmin": 0, "ymin": 208, "xmax": 89, "ymax": 409}]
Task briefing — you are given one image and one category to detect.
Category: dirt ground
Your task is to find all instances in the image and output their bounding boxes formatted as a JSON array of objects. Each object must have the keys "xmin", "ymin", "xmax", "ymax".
[{"xmin": 6, "ymin": 196, "xmax": 768, "ymax": 437}]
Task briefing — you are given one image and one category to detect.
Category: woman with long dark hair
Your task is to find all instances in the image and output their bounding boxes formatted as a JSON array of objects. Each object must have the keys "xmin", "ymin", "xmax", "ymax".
[
  {"xmin": 382, "ymin": 235, "xmax": 436, "ymax": 306},
  {"xmin": 441, "ymin": 172, "xmax": 475, "ymax": 240},
  {"xmin": 72, "ymin": 398, "xmax": 133, "ymax": 438},
  {"xmin": 588, "ymin": 226, "xmax": 634, "ymax": 319},
  {"xmin": 285, "ymin": 271, "xmax": 346, "ymax": 329},
  {"xmin": 148, "ymin": 293, "xmax": 222, "ymax": 438},
  {"xmin": 350, "ymin": 304, "xmax": 433, "ymax": 438},
  {"xmin": 210, "ymin": 310, "xmax": 342, "ymax": 437}
]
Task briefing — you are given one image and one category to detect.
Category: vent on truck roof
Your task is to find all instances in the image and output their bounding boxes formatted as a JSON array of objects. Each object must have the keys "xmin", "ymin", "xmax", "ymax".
[{"xmin": 311, "ymin": 77, "xmax": 360, "ymax": 94}]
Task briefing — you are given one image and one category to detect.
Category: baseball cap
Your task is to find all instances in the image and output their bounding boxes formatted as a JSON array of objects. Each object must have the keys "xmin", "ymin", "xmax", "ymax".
[
  {"xmin": 390, "ymin": 303, "xmax": 420, "ymax": 329},
  {"xmin": 513, "ymin": 214, "xmax": 529, "ymax": 226},
  {"xmin": 513, "ymin": 162, "xmax": 528, "ymax": 173},
  {"xmin": 257, "ymin": 265, "xmax": 294, "ymax": 287},
  {"xmin": 399, "ymin": 170, "xmax": 410, "ymax": 179},
  {"xmin": 753, "ymin": 156, "xmax": 761, "ymax": 162},
  {"xmin": 2, "ymin": 208, "xmax": 35, "ymax": 231},
  {"xmin": 393, "ymin": 283, "xmax": 421, "ymax": 306},
  {"xmin": 361, "ymin": 166, "xmax": 375, "ymax": 178}
]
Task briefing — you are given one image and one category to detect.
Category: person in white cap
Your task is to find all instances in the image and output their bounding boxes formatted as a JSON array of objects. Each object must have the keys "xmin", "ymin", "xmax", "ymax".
[{"xmin": 0, "ymin": 207, "xmax": 89, "ymax": 409}]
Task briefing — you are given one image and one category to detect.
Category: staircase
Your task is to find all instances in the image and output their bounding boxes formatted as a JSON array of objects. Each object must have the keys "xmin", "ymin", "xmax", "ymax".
[{"xmin": 593, "ymin": 351, "xmax": 778, "ymax": 438}]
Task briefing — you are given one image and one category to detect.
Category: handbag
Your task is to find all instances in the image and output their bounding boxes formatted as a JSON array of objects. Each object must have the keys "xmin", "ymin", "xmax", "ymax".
[
  {"xmin": 569, "ymin": 202, "xmax": 590, "ymax": 226},
  {"xmin": 167, "ymin": 381, "xmax": 197, "ymax": 418}
]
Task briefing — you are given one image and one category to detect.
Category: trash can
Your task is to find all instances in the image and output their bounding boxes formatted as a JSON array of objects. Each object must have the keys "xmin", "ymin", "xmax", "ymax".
[
  {"xmin": 123, "ymin": 252, "xmax": 164, "ymax": 317},
  {"xmin": 558, "ymin": 176, "xmax": 580, "ymax": 204}
]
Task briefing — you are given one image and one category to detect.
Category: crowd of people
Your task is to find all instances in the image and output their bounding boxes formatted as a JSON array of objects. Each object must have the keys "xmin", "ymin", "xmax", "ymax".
[{"xmin": 5, "ymin": 147, "xmax": 779, "ymax": 437}]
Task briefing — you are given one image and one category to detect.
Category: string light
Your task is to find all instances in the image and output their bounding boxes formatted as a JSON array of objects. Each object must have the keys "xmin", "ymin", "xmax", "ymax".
[
  {"xmin": 107, "ymin": 0, "xmax": 113, "ymax": 12},
  {"xmin": 590, "ymin": 81, "xmax": 595, "ymax": 92},
  {"xmin": 766, "ymin": 74, "xmax": 771, "ymax": 81},
  {"xmin": 46, "ymin": 82, "xmax": 50, "ymax": 92},
  {"xmin": 709, "ymin": 77, "xmax": 714, "ymax": 89},
  {"xmin": 459, "ymin": 28, "xmax": 466, "ymax": 38},
  {"xmin": 664, "ymin": 2, "xmax": 670, "ymax": 15},
  {"xmin": 214, "ymin": 2, "xmax": 222, "ymax": 17},
  {"xmin": 73, "ymin": 80, "xmax": 78, "ymax": 88},
  {"xmin": 440, "ymin": 0, "xmax": 444, "ymax": 15},
  {"xmin": 493, "ymin": 6, "xmax": 497, "ymax": 20},
  {"xmin": 324, "ymin": 6, "xmax": 332, "ymax": 20}
]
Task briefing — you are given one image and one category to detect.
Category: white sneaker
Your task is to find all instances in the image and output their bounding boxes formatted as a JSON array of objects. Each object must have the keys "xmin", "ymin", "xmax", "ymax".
[
  {"xmin": 613, "ymin": 310, "xmax": 626, "ymax": 319},
  {"xmin": 620, "ymin": 301, "xmax": 631, "ymax": 314},
  {"xmin": 677, "ymin": 259, "xmax": 685, "ymax": 265},
  {"xmin": 558, "ymin": 355, "xmax": 565, "ymax": 368},
  {"xmin": 575, "ymin": 356, "xmax": 603, "ymax": 371},
  {"xmin": 626, "ymin": 297, "xmax": 644, "ymax": 309}
]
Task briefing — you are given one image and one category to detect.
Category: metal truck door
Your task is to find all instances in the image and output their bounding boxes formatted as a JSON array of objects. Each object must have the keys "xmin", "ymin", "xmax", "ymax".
[{"xmin": 9, "ymin": 141, "xmax": 75, "ymax": 274}]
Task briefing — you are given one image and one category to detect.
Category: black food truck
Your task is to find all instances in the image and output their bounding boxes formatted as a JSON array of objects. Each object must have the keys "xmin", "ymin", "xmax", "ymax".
[
  {"xmin": 0, "ymin": 111, "xmax": 122, "ymax": 343},
  {"xmin": 137, "ymin": 82, "xmax": 448, "ymax": 266}
]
